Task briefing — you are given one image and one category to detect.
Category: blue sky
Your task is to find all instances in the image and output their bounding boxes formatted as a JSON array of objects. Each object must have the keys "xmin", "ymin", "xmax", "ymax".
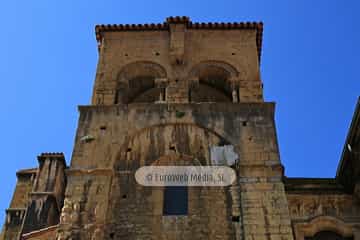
[{"xmin": 0, "ymin": 0, "xmax": 359, "ymax": 225}]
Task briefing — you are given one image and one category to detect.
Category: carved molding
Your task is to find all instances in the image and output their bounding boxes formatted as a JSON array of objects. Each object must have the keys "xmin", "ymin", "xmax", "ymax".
[
  {"xmin": 66, "ymin": 168, "xmax": 113, "ymax": 176},
  {"xmin": 288, "ymin": 195, "xmax": 360, "ymax": 219},
  {"xmin": 293, "ymin": 216, "xmax": 355, "ymax": 240}
]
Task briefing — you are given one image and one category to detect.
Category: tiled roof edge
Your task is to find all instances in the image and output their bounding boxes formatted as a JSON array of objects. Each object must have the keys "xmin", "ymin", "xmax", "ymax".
[{"xmin": 95, "ymin": 16, "xmax": 263, "ymax": 62}]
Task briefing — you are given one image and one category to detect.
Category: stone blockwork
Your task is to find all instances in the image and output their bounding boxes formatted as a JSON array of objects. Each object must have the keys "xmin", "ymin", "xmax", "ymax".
[
  {"xmin": 58, "ymin": 100, "xmax": 294, "ymax": 239},
  {"xmin": 22, "ymin": 153, "xmax": 66, "ymax": 234},
  {"xmin": 92, "ymin": 17, "xmax": 263, "ymax": 106},
  {"xmin": 285, "ymin": 178, "xmax": 360, "ymax": 239},
  {"xmin": 1, "ymin": 154, "xmax": 67, "ymax": 240},
  {"xmin": 2, "ymin": 169, "xmax": 36, "ymax": 240},
  {"xmin": 1, "ymin": 17, "xmax": 359, "ymax": 240},
  {"xmin": 55, "ymin": 16, "xmax": 294, "ymax": 240}
]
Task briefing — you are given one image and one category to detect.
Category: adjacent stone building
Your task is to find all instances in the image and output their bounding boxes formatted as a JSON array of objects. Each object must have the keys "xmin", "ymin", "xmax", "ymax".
[{"xmin": 1, "ymin": 16, "xmax": 359, "ymax": 240}]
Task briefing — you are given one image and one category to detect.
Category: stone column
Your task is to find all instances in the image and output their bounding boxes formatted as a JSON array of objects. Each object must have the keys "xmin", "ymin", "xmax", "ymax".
[
  {"xmin": 188, "ymin": 77, "xmax": 199, "ymax": 102},
  {"xmin": 114, "ymin": 82, "xmax": 127, "ymax": 104},
  {"xmin": 230, "ymin": 77, "xmax": 240, "ymax": 103},
  {"xmin": 165, "ymin": 79, "xmax": 189, "ymax": 103},
  {"xmin": 232, "ymin": 88, "xmax": 239, "ymax": 103},
  {"xmin": 155, "ymin": 78, "xmax": 168, "ymax": 103}
]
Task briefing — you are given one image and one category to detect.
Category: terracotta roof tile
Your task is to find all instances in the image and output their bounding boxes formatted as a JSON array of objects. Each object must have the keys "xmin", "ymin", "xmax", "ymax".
[{"xmin": 95, "ymin": 16, "xmax": 263, "ymax": 62}]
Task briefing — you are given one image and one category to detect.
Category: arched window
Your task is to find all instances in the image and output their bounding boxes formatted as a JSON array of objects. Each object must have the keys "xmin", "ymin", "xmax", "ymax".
[
  {"xmin": 188, "ymin": 61, "xmax": 239, "ymax": 103},
  {"xmin": 305, "ymin": 231, "xmax": 353, "ymax": 240},
  {"xmin": 126, "ymin": 76, "xmax": 158, "ymax": 103},
  {"xmin": 163, "ymin": 186, "xmax": 188, "ymax": 215},
  {"xmin": 116, "ymin": 61, "xmax": 167, "ymax": 104}
]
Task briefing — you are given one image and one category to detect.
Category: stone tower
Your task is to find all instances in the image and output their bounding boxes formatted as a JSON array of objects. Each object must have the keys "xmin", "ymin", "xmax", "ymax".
[
  {"xmin": 56, "ymin": 16, "xmax": 294, "ymax": 240},
  {"xmin": 2, "ymin": 16, "xmax": 360, "ymax": 240}
]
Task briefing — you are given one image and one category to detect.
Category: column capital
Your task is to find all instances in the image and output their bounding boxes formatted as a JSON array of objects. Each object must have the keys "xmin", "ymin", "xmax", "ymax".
[
  {"xmin": 155, "ymin": 78, "xmax": 169, "ymax": 88},
  {"xmin": 188, "ymin": 77, "xmax": 199, "ymax": 90}
]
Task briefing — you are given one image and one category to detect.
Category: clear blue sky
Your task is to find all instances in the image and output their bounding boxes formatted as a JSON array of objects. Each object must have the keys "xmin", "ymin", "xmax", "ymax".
[{"xmin": 0, "ymin": 0, "xmax": 359, "ymax": 225}]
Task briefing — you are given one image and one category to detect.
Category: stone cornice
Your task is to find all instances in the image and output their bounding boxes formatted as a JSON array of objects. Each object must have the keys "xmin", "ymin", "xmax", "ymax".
[{"xmin": 95, "ymin": 16, "xmax": 263, "ymax": 62}]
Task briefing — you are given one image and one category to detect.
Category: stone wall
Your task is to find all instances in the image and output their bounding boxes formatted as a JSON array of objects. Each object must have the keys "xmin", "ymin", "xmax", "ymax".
[
  {"xmin": 92, "ymin": 19, "xmax": 263, "ymax": 106},
  {"xmin": 2, "ymin": 169, "xmax": 36, "ymax": 240},
  {"xmin": 285, "ymin": 178, "xmax": 360, "ymax": 239},
  {"xmin": 56, "ymin": 101, "xmax": 294, "ymax": 239},
  {"xmin": 55, "ymin": 17, "xmax": 293, "ymax": 239}
]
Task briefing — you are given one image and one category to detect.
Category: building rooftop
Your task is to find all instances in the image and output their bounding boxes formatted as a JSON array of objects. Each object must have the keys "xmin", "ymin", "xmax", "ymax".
[
  {"xmin": 336, "ymin": 97, "xmax": 360, "ymax": 192},
  {"xmin": 95, "ymin": 16, "xmax": 263, "ymax": 62}
]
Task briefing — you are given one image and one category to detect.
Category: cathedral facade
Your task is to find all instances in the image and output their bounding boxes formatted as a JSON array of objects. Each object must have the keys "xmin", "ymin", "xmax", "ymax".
[{"xmin": 1, "ymin": 16, "xmax": 360, "ymax": 240}]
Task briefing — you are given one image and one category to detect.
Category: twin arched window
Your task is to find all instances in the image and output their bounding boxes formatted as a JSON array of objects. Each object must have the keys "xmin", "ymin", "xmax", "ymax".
[
  {"xmin": 115, "ymin": 62, "xmax": 166, "ymax": 104},
  {"xmin": 115, "ymin": 61, "xmax": 239, "ymax": 104}
]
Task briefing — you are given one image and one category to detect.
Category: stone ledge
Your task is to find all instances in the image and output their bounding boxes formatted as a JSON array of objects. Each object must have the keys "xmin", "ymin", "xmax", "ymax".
[{"xmin": 284, "ymin": 177, "xmax": 346, "ymax": 193}]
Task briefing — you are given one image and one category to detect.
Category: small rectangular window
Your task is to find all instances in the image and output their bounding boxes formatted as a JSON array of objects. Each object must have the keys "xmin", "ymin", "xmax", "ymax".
[{"xmin": 163, "ymin": 186, "xmax": 188, "ymax": 215}]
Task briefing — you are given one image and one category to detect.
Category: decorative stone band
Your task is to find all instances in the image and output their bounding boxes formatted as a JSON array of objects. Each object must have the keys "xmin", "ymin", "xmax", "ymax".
[
  {"xmin": 21, "ymin": 224, "xmax": 58, "ymax": 240},
  {"xmin": 65, "ymin": 168, "xmax": 113, "ymax": 176},
  {"xmin": 293, "ymin": 216, "xmax": 356, "ymax": 240}
]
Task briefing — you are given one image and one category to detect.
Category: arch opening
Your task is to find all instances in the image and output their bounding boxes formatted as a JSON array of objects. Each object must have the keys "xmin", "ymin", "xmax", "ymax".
[
  {"xmin": 113, "ymin": 123, "xmax": 232, "ymax": 171},
  {"xmin": 188, "ymin": 61, "xmax": 238, "ymax": 103},
  {"xmin": 115, "ymin": 61, "xmax": 167, "ymax": 104},
  {"xmin": 305, "ymin": 231, "xmax": 353, "ymax": 240},
  {"xmin": 295, "ymin": 216, "xmax": 355, "ymax": 240}
]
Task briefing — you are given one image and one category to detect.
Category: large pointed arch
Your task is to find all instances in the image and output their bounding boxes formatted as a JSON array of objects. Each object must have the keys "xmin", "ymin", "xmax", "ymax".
[{"xmin": 113, "ymin": 123, "xmax": 233, "ymax": 171}]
